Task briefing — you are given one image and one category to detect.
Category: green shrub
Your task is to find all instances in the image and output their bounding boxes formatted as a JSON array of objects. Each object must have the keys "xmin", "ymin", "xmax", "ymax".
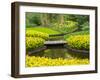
[
  {"xmin": 67, "ymin": 35, "xmax": 90, "ymax": 50},
  {"xmin": 26, "ymin": 30, "xmax": 49, "ymax": 40},
  {"xmin": 26, "ymin": 37, "xmax": 45, "ymax": 51},
  {"xmin": 26, "ymin": 55, "xmax": 89, "ymax": 67},
  {"xmin": 26, "ymin": 13, "xmax": 41, "ymax": 27},
  {"xmin": 51, "ymin": 21, "xmax": 78, "ymax": 33},
  {"xmin": 81, "ymin": 21, "xmax": 89, "ymax": 30}
]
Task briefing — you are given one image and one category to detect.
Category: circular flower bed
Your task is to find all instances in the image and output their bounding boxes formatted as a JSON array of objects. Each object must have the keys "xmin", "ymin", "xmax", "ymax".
[
  {"xmin": 26, "ymin": 30, "xmax": 49, "ymax": 40},
  {"xmin": 66, "ymin": 35, "xmax": 89, "ymax": 50},
  {"xmin": 26, "ymin": 37, "xmax": 45, "ymax": 51}
]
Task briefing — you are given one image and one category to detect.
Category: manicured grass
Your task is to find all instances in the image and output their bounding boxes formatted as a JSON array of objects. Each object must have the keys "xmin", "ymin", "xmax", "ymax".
[
  {"xmin": 64, "ymin": 30, "xmax": 89, "ymax": 39},
  {"xmin": 26, "ymin": 27, "xmax": 60, "ymax": 35},
  {"xmin": 26, "ymin": 55, "xmax": 89, "ymax": 67}
]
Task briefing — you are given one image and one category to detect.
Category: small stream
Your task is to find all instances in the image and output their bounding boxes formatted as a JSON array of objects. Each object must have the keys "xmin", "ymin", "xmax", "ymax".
[
  {"xmin": 29, "ymin": 46, "xmax": 89, "ymax": 59},
  {"xmin": 28, "ymin": 36, "xmax": 89, "ymax": 59}
]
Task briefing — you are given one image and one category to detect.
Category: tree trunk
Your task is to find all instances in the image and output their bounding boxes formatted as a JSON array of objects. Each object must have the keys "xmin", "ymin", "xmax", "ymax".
[
  {"xmin": 40, "ymin": 14, "xmax": 45, "ymax": 26},
  {"xmin": 40, "ymin": 14, "xmax": 49, "ymax": 27},
  {"xmin": 60, "ymin": 14, "xmax": 64, "ymax": 25}
]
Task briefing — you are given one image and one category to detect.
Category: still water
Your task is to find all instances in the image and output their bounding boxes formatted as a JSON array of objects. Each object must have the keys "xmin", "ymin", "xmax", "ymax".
[
  {"xmin": 28, "ymin": 36, "xmax": 89, "ymax": 59},
  {"xmin": 28, "ymin": 47, "xmax": 89, "ymax": 59}
]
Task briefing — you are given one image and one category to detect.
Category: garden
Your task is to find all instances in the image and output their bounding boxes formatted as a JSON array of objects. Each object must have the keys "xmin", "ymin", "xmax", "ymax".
[{"xmin": 25, "ymin": 12, "xmax": 90, "ymax": 67}]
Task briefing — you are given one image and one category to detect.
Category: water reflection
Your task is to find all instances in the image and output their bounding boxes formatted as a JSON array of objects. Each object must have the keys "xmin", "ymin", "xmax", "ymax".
[{"xmin": 28, "ymin": 48, "xmax": 89, "ymax": 59}]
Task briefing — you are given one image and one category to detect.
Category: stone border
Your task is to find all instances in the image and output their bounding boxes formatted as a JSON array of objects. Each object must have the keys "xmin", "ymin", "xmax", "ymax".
[
  {"xmin": 28, "ymin": 46, "xmax": 47, "ymax": 55},
  {"xmin": 67, "ymin": 47, "xmax": 89, "ymax": 54}
]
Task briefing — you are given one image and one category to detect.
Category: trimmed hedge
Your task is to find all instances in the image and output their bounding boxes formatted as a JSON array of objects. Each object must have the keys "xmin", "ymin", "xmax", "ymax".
[
  {"xmin": 26, "ymin": 55, "xmax": 89, "ymax": 67},
  {"xmin": 26, "ymin": 30, "xmax": 49, "ymax": 40},
  {"xmin": 26, "ymin": 37, "xmax": 45, "ymax": 51},
  {"xmin": 67, "ymin": 35, "xmax": 89, "ymax": 50}
]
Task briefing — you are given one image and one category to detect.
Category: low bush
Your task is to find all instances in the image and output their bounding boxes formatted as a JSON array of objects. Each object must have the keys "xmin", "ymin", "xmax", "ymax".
[
  {"xmin": 26, "ymin": 37, "xmax": 45, "ymax": 51},
  {"xmin": 51, "ymin": 21, "xmax": 78, "ymax": 33},
  {"xmin": 26, "ymin": 55, "xmax": 89, "ymax": 67},
  {"xmin": 81, "ymin": 21, "xmax": 89, "ymax": 30},
  {"xmin": 26, "ymin": 30, "xmax": 49, "ymax": 40},
  {"xmin": 66, "ymin": 35, "xmax": 89, "ymax": 50}
]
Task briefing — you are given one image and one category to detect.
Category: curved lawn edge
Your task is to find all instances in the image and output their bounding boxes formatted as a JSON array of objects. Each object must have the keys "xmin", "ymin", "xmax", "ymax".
[{"xmin": 49, "ymin": 28, "xmax": 78, "ymax": 37}]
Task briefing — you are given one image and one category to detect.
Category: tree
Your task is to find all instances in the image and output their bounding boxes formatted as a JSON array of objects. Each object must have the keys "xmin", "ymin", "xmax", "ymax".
[
  {"xmin": 40, "ymin": 13, "xmax": 49, "ymax": 27},
  {"xmin": 59, "ymin": 14, "xmax": 64, "ymax": 25}
]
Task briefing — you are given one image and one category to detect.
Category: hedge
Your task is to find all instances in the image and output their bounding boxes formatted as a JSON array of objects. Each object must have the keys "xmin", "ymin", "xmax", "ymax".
[
  {"xmin": 66, "ymin": 35, "xmax": 89, "ymax": 50},
  {"xmin": 26, "ymin": 37, "xmax": 45, "ymax": 51},
  {"xmin": 26, "ymin": 30, "xmax": 49, "ymax": 40}
]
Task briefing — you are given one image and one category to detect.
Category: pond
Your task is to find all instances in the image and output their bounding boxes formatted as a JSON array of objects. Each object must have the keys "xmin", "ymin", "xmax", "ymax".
[
  {"xmin": 27, "ymin": 35, "xmax": 89, "ymax": 59},
  {"xmin": 28, "ymin": 46, "xmax": 89, "ymax": 59}
]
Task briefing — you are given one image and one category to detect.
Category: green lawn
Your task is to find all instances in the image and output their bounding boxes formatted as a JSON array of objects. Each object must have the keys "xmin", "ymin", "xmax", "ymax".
[
  {"xmin": 64, "ymin": 30, "xmax": 89, "ymax": 40},
  {"xmin": 26, "ymin": 27, "xmax": 60, "ymax": 35}
]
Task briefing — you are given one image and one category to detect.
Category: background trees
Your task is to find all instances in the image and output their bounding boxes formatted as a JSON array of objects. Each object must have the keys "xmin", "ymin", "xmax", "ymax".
[{"xmin": 26, "ymin": 12, "xmax": 89, "ymax": 31}]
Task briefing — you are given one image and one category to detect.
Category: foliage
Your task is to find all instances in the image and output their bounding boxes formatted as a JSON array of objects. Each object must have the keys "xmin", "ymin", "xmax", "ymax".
[
  {"xmin": 51, "ymin": 21, "xmax": 78, "ymax": 33},
  {"xmin": 26, "ymin": 30, "xmax": 49, "ymax": 40},
  {"xmin": 64, "ymin": 30, "xmax": 89, "ymax": 39},
  {"xmin": 26, "ymin": 12, "xmax": 41, "ymax": 27},
  {"xmin": 26, "ymin": 13, "xmax": 89, "ymax": 29},
  {"xmin": 26, "ymin": 37, "xmax": 45, "ymax": 51},
  {"xmin": 27, "ymin": 27, "xmax": 60, "ymax": 35},
  {"xmin": 65, "ymin": 15, "xmax": 89, "ymax": 22},
  {"xmin": 65, "ymin": 15, "xmax": 89, "ymax": 30},
  {"xmin": 81, "ymin": 21, "xmax": 89, "ymax": 30},
  {"xmin": 26, "ymin": 55, "xmax": 89, "ymax": 67},
  {"xmin": 66, "ymin": 35, "xmax": 90, "ymax": 50}
]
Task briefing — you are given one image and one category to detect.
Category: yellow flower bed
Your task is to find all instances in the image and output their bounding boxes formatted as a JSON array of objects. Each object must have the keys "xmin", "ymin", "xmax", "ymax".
[
  {"xmin": 26, "ymin": 30, "xmax": 49, "ymax": 40},
  {"xmin": 67, "ymin": 35, "xmax": 89, "ymax": 50},
  {"xmin": 26, "ymin": 37, "xmax": 45, "ymax": 51},
  {"xmin": 26, "ymin": 55, "xmax": 89, "ymax": 67}
]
